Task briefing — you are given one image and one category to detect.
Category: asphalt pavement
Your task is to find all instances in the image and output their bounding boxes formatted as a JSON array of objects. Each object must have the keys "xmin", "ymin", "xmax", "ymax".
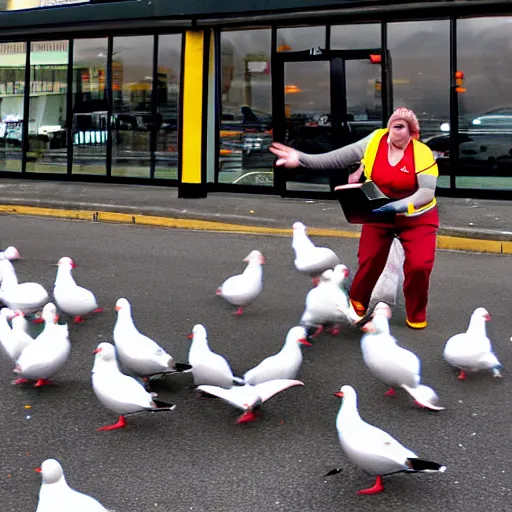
[
  {"xmin": 0, "ymin": 178, "xmax": 511, "ymax": 252},
  {"xmin": 0, "ymin": 215, "xmax": 511, "ymax": 511}
]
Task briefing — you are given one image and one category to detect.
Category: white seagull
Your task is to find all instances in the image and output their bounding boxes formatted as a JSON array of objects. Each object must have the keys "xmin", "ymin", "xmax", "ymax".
[
  {"xmin": 53, "ymin": 257, "xmax": 103, "ymax": 323},
  {"xmin": 113, "ymin": 297, "xmax": 191, "ymax": 381},
  {"xmin": 0, "ymin": 246, "xmax": 21, "ymax": 261},
  {"xmin": 92, "ymin": 342, "xmax": 176, "ymax": 431},
  {"xmin": 197, "ymin": 379, "xmax": 304, "ymax": 424},
  {"xmin": 300, "ymin": 264, "xmax": 360, "ymax": 336},
  {"xmin": 0, "ymin": 307, "xmax": 34, "ymax": 362},
  {"xmin": 292, "ymin": 221, "xmax": 340, "ymax": 285},
  {"xmin": 243, "ymin": 326, "xmax": 311, "ymax": 385},
  {"xmin": 216, "ymin": 250, "xmax": 264, "ymax": 316},
  {"xmin": 0, "ymin": 255, "xmax": 49, "ymax": 314},
  {"xmin": 188, "ymin": 324, "xmax": 243, "ymax": 388},
  {"xmin": 326, "ymin": 385, "xmax": 446, "ymax": 495},
  {"xmin": 35, "ymin": 458, "xmax": 108, "ymax": 512},
  {"xmin": 13, "ymin": 303, "xmax": 70, "ymax": 387},
  {"xmin": 443, "ymin": 307, "xmax": 502, "ymax": 380},
  {"xmin": 360, "ymin": 303, "xmax": 444, "ymax": 411}
]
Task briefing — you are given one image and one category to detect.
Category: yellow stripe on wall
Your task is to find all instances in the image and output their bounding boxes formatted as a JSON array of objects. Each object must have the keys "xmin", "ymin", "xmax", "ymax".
[{"xmin": 181, "ymin": 31, "xmax": 205, "ymax": 184}]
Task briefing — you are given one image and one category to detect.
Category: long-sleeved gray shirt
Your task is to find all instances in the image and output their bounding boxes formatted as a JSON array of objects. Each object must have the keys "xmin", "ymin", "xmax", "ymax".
[{"xmin": 297, "ymin": 130, "xmax": 437, "ymax": 213}]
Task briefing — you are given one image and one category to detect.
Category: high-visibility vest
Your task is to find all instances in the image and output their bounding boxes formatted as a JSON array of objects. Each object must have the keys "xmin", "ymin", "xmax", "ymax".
[{"xmin": 361, "ymin": 128, "xmax": 437, "ymax": 215}]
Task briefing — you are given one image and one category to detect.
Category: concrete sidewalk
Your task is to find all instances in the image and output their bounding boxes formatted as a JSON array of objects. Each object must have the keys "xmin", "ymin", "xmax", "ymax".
[{"xmin": 0, "ymin": 178, "xmax": 511, "ymax": 253}]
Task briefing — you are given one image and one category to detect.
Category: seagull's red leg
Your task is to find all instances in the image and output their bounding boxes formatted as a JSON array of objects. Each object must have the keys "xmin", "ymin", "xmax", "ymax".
[
  {"xmin": 357, "ymin": 476, "xmax": 385, "ymax": 495},
  {"xmin": 236, "ymin": 410, "xmax": 259, "ymax": 424},
  {"xmin": 383, "ymin": 387, "xmax": 396, "ymax": 397},
  {"xmin": 234, "ymin": 307, "xmax": 244, "ymax": 316},
  {"xmin": 12, "ymin": 378, "xmax": 29, "ymax": 385},
  {"xmin": 34, "ymin": 379, "xmax": 52, "ymax": 387},
  {"xmin": 97, "ymin": 415, "xmax": 127, "ymax": 431},
  {"xmin": 458, "ymin": 370, "xmax": 466, "ymax": 380}
]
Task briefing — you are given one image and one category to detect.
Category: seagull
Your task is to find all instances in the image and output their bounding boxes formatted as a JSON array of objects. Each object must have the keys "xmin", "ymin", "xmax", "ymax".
[
  {"xmin": 53, "ymin": 257, "xmax": 103, "ymax": 323},
  {"xmin": 188, "ymin": 323, "xmax": 243, "ymax": 388},
  {"xmin": 35, "ymin": 458, "xmax": 108, "ymax": 512},
  {"xmin": 216, "ymin": 250, "xmax": 264, "ymax": 316},
  {"xmin": 360, "ymin": 303, "xmax": 444, "ymax": 411},
  {"xmin": 443, "ymin": 307, "xmax": 502, "ymax": 380},
  {"xmin": 300, "ymin": 264, "xmax": 360, "ymax": 337},
  {"xmin": 243, "ymin": 326, "xmax": 311, "ymax": 385},
  {"xmin": 92, "ymin": 342, "xmax": 176, "ymax": 431},
  {"xmin": 113, "ymin": 298, "xmax": 192, "ymax": 382},
  {"xmin": 197, "ymin": 379, "xmax": 304, "ymax": 423},
  {"xmin": 0, "ymin": 246, "xmax": 21, "ymax": 261},
  {"xmin": 0, "ymin": 255, "xmax": 49, "ymax": 314},
  {"xmin": 13, "ymin": 303, "xmax": 70, "ymax": 387},
  {"xmin": 292, "ymin": 221, "xmax": 340, "ymax": 286},
  {"xmin": 0, "ymin": 307, "xmax": 34, "ymax": 362},
  {"xmin": 326, "ymin": 385, "xmax": 446, "ymax": 494}
]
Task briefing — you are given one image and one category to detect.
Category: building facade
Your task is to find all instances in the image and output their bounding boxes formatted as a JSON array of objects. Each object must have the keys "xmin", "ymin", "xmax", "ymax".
[{"xmin": 0, "ymin": 0, "xmax": 511, "ymax": 198}]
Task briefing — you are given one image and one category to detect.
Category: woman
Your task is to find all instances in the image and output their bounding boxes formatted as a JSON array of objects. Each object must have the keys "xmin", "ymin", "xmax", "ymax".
[{"xmin": 270, "ymin": 108, "xmax": 438, "ymax": 329}]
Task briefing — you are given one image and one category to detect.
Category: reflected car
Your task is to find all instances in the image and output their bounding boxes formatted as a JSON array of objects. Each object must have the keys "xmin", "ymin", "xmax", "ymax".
[
  {"xmin": 231, "ymin": 171, "xmax": 273, "ymax": 186},
  {"xmin": 440, "ymin": 106, "xmax": 512, "ymax": 132}
]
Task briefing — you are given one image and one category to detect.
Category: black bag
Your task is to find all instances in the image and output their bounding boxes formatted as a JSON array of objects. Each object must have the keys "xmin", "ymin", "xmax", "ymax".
[{"xmin": 334, "ymin": 181, "xmax": 395, "ymax": 224}]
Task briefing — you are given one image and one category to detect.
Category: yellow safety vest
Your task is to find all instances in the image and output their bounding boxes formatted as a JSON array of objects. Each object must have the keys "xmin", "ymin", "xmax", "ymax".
[{"xmin": 361, "ymin": 128, "xmax": 437, "ymax": 216}]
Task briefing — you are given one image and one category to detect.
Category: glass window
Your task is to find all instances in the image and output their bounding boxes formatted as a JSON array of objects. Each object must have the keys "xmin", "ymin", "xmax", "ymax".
[
  {"xmin": 111, "ymin": 35, "xmax": 153, "ymax": 178},
  {"xmin": 330, "ymin": 23, "xmax": 380, "ymax": 49},
  {"xmin": 155, "ymin": 34, "xmax": 181, "ymax": 180},
  {"xmin": 25, "ymin": 40, "xmax": 68, "ymax": 174},
  {"xmin": 0, "ymin": 42, "xmax": 26, "ymax": 172},
  {"xmin": 72, "ymin": 38, "xmax": 108, "ymax": 176},
  {"xmin": 276, "ymin": 26, "xmax": 326, "ymax": 52},
  {"xmin": 455, "ymin": 17, "xmax": 512, "ymax": 190},
  {"xmin": 387, "ymin": 20, "xmax": 450, "ymax": 188},
  {"xmin": 219, "ymin": 29, "xmax": 273, "ymax": 187}
]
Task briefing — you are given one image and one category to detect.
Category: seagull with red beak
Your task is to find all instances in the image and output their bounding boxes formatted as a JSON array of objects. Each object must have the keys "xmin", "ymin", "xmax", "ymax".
[
  {"xmin": 92, "ymin": 341, "xmax": 176, "ymax": 431},
  {"xmin": 443, "ymin": 307, "xmax": 502, "ymax": 380},
  {"xmin": 326, "ymin": 385, "xmax": 446, "ymax": 495}
]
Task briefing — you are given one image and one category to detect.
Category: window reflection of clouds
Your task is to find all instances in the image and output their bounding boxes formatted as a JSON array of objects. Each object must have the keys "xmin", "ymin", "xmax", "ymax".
[{"xmin": 331, "ymin": 24, "xmax": 380, "ymax": 49}]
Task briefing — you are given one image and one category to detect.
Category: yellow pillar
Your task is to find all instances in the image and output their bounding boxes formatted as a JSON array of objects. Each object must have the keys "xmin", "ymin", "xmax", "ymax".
[{"xmin": 179, "ymin": 30, "xmax": 208, "ymax": 198}]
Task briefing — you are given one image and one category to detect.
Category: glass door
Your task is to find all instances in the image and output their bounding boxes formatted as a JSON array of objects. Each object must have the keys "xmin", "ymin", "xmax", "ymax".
[{"xmin": 272, "ymin": 49, "xmax": 391, "ymax": 196}]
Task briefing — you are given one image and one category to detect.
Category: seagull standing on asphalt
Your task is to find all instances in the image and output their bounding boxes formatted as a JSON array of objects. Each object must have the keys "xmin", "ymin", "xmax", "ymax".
[
  {"xmin": 53, "ymin": 257, "xmax": 103, "ymax": 323},
  {"xmin": 216, "ymin": 250, "xmax": 265, "ymax": 316},
  {"xmin": 188, "ymin": 323, "xmax": 244, "ymax": 388},
  {"xmin": 13, "ymin": 303, "xmax": 70, "ymax": 387},
  {"xmin": 92, "ymin": 342, "xmax": 176, "ymax": 431},
  {"xmin": 443, "ymin": 307, "xmax": 502, "ymax": 380},
  {"xmin": 326, "ymin": 385, "xmax": 446, "ymax": 495},
  {"xmin": 360, "ymin": 303, "xmax": 444, "ymax": 411},
  {"xmin": 243, "ymin": 326, "xmax": 311, "ymax": 385},
  {"xmin": 292, "ymin": 221, "xmax": 340, "ymax": 286},
  {"xmin": 35, "ymin": 459, "xmax": 109, "ymax": 512},
  {"xmin": 113, "ymin": 297, "xmax": 192, "ymax": 383}
]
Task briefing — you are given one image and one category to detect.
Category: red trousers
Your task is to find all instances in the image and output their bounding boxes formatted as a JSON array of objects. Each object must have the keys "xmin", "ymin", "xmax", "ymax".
[{"xmin": 349, "ymin": 207, "xmax": 439, "ymax": 325}]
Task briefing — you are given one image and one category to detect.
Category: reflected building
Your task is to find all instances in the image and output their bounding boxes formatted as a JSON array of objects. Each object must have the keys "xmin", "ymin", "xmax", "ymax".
[{"xmin": 0, "ymin": 0, "xmax": 511, "ymax": 196}]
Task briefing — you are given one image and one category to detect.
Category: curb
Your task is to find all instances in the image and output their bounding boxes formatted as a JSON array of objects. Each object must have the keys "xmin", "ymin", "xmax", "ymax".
[{"xmin": 1, "ymin": 204, "xmax": 511, "ymax": 255}]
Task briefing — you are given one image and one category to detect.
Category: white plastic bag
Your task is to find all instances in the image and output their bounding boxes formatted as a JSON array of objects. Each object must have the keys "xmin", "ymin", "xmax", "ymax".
[{"xmin": 370, "ymin": 237, "xmax": 405, "ymax": 306}]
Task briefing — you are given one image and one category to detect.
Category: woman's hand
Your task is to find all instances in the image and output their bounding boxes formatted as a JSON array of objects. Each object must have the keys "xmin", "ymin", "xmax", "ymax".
[{"xmin": 269, "ymin": 142, "xmax": 301, "ymax": 168}]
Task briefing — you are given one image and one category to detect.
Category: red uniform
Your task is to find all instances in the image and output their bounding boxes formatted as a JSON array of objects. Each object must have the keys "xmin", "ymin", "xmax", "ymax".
[{"xmin": 349, "ymin": 135, "xmax": 438, "ymax": 328}]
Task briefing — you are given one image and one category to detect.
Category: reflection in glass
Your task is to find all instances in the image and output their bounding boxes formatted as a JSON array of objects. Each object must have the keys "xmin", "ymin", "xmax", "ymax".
[
  {"xmin": 72, "ymin": 38, "xmax": 108, "ymax": 175},
  {"xmin": 26, "ymin": 40, "xmax": 68, "ymax": 173},
  {"xmin": 219, "ymin": 29, "xmax": 273, "ymax": 186},
  {"xmin": 283, "ymin": 60, "xmax": 331, "ymax": 192},
  {"xmin": 330, "ymin": 24, "xmax": 380, "ymax": 49},
  {"xmin": 455, "ymin": 17, "xmax": 512, "ymax": 190},
  {"xmin": 155, "ymin": 34, "xmax": 181, "ymax": 180},
  {"xmin": 276, "ymin": 26, "xmax": 326, "ymax": 53},
  {"xmin": 387, "ymin": 20, "xmax": 450, "ymax": 187},
  {"xmin": 111, "ymin": 36, "xmax": 153, "ymax": 178},
  {"xmin": 0, "ymin": 42, "xmax": 26, "ymax": 172}
]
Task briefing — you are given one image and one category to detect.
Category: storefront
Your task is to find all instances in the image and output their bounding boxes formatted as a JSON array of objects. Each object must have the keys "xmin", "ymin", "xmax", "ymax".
[{"xmin": 0, "ymin": 0, "xmax": 511, "ymax": 198}]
